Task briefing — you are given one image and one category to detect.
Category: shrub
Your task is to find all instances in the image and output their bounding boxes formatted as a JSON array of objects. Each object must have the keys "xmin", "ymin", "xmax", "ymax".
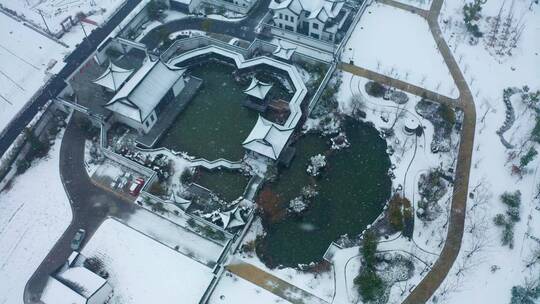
[
  {"xmin": 502, "ymin": 224, "xmax": 515, "ymax": 248},
  {"xmin": 532, "ymin": 115, "xmax": 540, "ymax": 143},
  {"xmin": 147, "ymin": 0, "xmax": 167, "ymax": 20},
  {"xmin": 388, "ymin": 197, "xmax": 404, "ymax": 231},
  {"xmin": 151, "ymin": 202, "xmax": 168, "ymax": 214},
  {"xmin": 510, "ymin": 284, "xmax": 540, "ymax": 304},
  {"xmin": 365, "ymin": 81, "xmax": 386, "ymax": 98},
  {"xmin": 354, "ymin": 269, "xmax": 385, "ymax": 302},
  {"xmin": 520, "ymin": 147, "xmax": 538, "ymax": 168},
  {"xmin": 493, "ymin": 213, "xmax": 507, "ymax": 226},
  {"xmin": 439, "ymin": 103, "xmax": 456, "ymax": 129},
  {"xmin": 362, "ymin": 230, "xmax": 378, "ymax": 269},
  {"xmin": 463, "ymin": 0, "xmax": 483, "ymax": 37},
  {"xmin": 180, "ymin": 169, "xmax": 193, "ymax": 184},
  {"xmin": 149, "ymin": 182, "xmax": 167, "ymax": 196}
]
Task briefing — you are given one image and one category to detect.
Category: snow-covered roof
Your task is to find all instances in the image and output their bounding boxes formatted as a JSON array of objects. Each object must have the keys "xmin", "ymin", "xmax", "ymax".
[
  {"xmin": 243, "ymin": 77, "xmax": 273, "ymax": 100},
  {"xmin": 273, "ymin": 40, "xmax": 296, "ymax": 60},
  {"xmin": 105, "ymin": 58, "xmax": 185, "ymax": 122},
  {"xmin": 243, "ymin": 116, "xmax": 294, "ymax": 160},
  {"xmin": 220, "ymin": 207, "xmax": 246, "ymax": 229},
  {"xmin": 269, "ymin": 0, "xmax": 344, "ymax": 21},
  {"xmin": 56, "ymin": 266, "xmax": 108, "ymax": 298},
  {"xmin": 41, "ymin": 277, "xmax": 87, "ymax": 304},
  {"xmin": 92, "ymin": 61, "xmax": 134, "ymax": 92}
]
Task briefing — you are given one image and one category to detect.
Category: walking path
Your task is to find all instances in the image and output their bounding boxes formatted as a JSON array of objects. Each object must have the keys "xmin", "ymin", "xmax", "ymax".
[
  {"xmin": 339, "ymin": 63, "xmax": 458, "ymax": 108},
  {"xmin": 227, "ymin": 262, "xmax": 329, "ymax": 304}
]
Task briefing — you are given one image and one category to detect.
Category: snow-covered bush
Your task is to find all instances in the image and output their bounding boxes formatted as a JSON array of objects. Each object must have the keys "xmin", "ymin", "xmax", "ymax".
[
  {"xmin": 417, "ymin": 169, "xmax": 448, "ymax": 221},
  {"xmin": 493, "ymin": 190, "xmax": 521, "ymax": 248},
  {"xmin": 288, "ymin": 196, "xmax": 308, "ymax": 214},
  {"xmin": 307, "ymin": 154, "xmax": 327, "ymax": 177},
  {"xmin": 331, "ymin": 132, "xmax": 351, "ymax": 150},
  {"xmin": 317, "ymin": 114, "xmax": 341, "ymax": 135},
  {"xmin": 288, "ymin": 185, "xmax": 319, "ymax": 215}
]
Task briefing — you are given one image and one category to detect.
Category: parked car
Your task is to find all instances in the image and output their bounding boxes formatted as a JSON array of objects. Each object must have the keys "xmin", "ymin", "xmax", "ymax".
[
  {"xmin": 71, "ymin": 229, "xmax": 86, "ymax": 250},
  {"xmin": 129, "ymin": 178, "xmax": 145, "ymax": 196}
]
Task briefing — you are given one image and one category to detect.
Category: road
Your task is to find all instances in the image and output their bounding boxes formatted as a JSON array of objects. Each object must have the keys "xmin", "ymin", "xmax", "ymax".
[
  {"xmin": 23, "ymin": 114, "xmax": 138, "ymax": 303},
  {"xmin": 0, "ymin": 0, "xmax": 142, "ymax": 159},
  {"xmin": 140, "ymin": 0, "xmax": 271, "ymax": 49}
]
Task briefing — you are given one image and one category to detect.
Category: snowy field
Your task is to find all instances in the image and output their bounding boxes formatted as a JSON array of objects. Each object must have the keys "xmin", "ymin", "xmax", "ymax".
[
  {"xmin": 0, "ymin": 133, "xmax": 72, "ymax": 304},
  {"xmin": 342, "ymin": 3, "xmax": 458, "ymax": 98},
  {"xmin": 81, "ymin": 218, "xmax": 215, "ymax": 304},
  {"xmin": 0, "ymin": 0, "xmax": 125, "ymax": 34},
  {"xmin": 0, "ymin": 14, "xmax": 69, "ymax": 133},
  {"xmin": 430, "ymin": 0, "xmax": 540, "ymax": 303},
  {"xmin": 394, "ymin": 0, "xmax": 432, "ymax": 10},
  {"xmin": 209, "ymin": 271, "xmax": 291, "ymax": 304}
]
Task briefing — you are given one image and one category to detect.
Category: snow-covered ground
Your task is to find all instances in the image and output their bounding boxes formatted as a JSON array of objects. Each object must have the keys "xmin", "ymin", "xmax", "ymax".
[
  {"xmin": 394, "ymin": 0, "xmax": 432, "ymax": 10},
  {"xmin": 0, "ymin": 0, "xmax": 125, "ymax": 34},
  {"xmin": 209, "ymin": 271, "xmax": 291, "ymax": 304},
  {"xmin": 0, "ymin": 14, "xmax": 69, "ymax": 133},
  {"xmin": 429, "ymin": 1, "xmax": 540, "ymax": 303},
  {"xmin": 81, "ymin": 218, "xmax": 215, "ymax": 304},
  {"xmin": 342, "ymin": 3, "xmax": 458, "ymax": 98},
  {"xmin": 124, "ymin": 209, "xmax": 226, "ymax": 266},
  {"xmin": 0, "ymin": 133, "xmax": 72, "ymax": 304}
]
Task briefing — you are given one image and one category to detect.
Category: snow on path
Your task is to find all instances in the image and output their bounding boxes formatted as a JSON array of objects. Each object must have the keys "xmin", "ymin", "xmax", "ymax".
[
  {"xmin": 330, "ymin": 246, "xmax": 360, "ymax": 304},
  {"xmin": 342, "ymin": 3, "xmax": 458, "ymax": 98},
  {"xmin": 0, "ymin": 134, "xmax": 72, "ymax": 304}
]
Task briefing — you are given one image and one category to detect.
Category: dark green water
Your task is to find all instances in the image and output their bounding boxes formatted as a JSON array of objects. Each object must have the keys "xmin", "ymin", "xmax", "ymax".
[
  {"xmin": 158, "ymin": 63, "xmax": 257, "ymax": 161},
  {"xmin": 258, "ymin": 118, "xmax": 392, "ymax": 267},
  {"xmin": 194, "ymin": 169, "xmax": 249, "ymax": 202}
]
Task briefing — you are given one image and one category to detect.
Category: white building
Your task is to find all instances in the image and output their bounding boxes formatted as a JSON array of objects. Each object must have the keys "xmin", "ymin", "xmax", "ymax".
[
  {"xmin": 242, "ymin": 116, "xmax": 294, "ymax": 160},
  {"xmin": 203, "ymin": 0, "xmax": 258, "ymax": 14},
  {"xmin": 41, "ymin": 266, "xmax": 113, "ymax": 304},
  {"xmin": 99, "ymin": 57, "xmax": 187, "ymax": 134},
  {"xmin": 269, "ymin": 0, "xmax": 350, "ymax": 42}
]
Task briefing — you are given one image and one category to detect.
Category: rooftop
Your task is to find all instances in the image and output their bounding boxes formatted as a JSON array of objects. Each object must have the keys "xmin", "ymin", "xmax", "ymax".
[
  {"xmin": 242, "ymin": 116, "xmax": 294, "ymax": 160},
  {"xmin": 243, "ymin": 77, "xmax": 273, "ymax": 100},
  {"xmin": 105, "ymin": 58, "xmax": 186, "ymax": 123}
]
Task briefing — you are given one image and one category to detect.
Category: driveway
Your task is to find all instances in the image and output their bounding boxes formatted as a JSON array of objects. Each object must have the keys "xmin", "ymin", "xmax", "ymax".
[{"xmin": 23, "ymin": 114, "xmax": 138, "ymax": 303}]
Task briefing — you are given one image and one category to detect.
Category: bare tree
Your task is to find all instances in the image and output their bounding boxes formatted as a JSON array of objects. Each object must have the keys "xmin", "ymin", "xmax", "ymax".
[{"xmin": 524, "ymin": 246, "xmax": 540, "ymax": 268}]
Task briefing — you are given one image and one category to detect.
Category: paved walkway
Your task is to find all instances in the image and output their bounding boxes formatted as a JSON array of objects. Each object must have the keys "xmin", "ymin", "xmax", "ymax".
[
  {"xmin": 227, "ymin": 262, "xmax": 329, "ymax": 304},
  {"xmin": 338, "ymin": 62, "xmax": 458, "ymax": 108},
  {"xmin": 363, "ymin": 0, "xmax": 476, "ymax": 303}
]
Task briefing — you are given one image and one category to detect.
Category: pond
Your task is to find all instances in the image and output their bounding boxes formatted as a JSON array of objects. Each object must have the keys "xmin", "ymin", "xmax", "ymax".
[
  {"xmin": 157, "ymin": 62, "xmax": 258, "ymax": 161},
  {"xmin": 193, "ymin": 168, "xmax": 250, "ymax": 203},
  {"xmin": 256, "ymin": 118, "xmax": 392, "ymax": 267}
]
